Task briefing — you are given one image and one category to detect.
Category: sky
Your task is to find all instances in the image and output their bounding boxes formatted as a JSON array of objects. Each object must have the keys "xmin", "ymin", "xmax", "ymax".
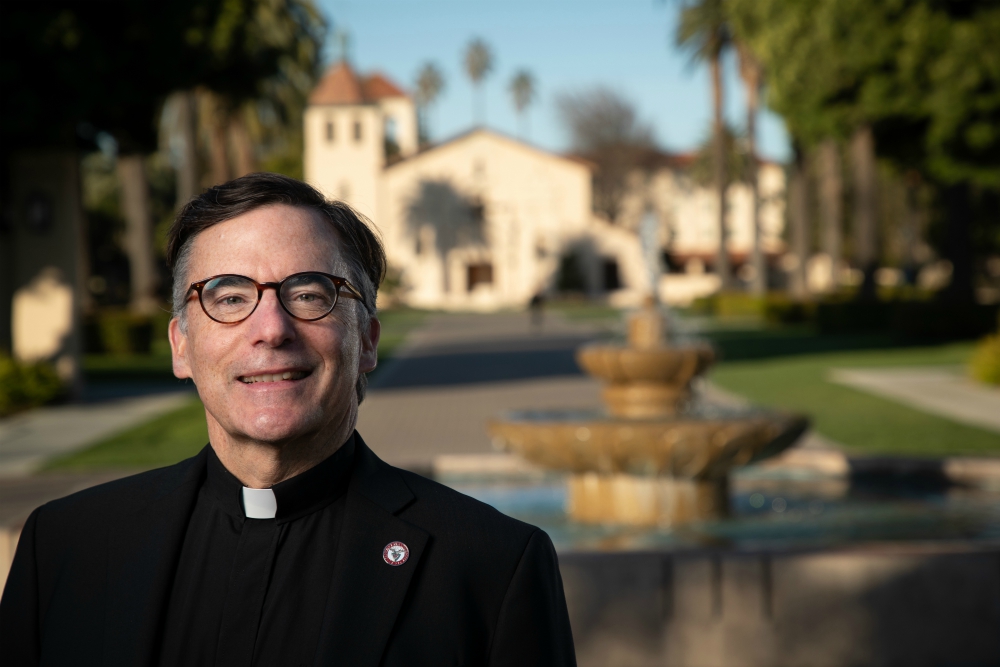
[{"xmin": 316, "ymin": 0, "xmax": 791, "ymax": 162}]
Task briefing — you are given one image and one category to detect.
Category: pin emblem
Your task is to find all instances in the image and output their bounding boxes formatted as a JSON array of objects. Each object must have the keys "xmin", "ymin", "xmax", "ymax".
[{"xmin": 383, "ymin": 541, "xmax": 409, "ymax": 566}]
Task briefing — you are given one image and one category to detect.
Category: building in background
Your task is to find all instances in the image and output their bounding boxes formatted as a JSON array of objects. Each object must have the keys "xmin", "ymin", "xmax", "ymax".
[{"xmin": 304, "ymin": 62, "xmax": 786, "ymax": 309}]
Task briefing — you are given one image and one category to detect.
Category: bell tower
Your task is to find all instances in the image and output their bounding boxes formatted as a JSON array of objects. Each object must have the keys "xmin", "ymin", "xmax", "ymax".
[{"xmin": 304, "ymin": 61, "xmax": 417, "ymax": 220}]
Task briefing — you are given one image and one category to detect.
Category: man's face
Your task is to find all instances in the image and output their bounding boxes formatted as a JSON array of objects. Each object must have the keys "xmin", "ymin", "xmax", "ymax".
[{"xmin": 168, "ymin": 204, "xmax": 379, "ymax": 446}]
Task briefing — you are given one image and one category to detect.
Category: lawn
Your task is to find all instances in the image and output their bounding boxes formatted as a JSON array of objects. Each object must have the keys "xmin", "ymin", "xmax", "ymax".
[
  {"xmin": 708, "ymin": 341, "xmax": 1000, "ymax": 457},
  {"xmin": 44, "ymin": 397, "xmax": 209, "ymax": 471},
  {"xmin": 49, "ymin": 308, "xmax": 428, "ymax": 471}
]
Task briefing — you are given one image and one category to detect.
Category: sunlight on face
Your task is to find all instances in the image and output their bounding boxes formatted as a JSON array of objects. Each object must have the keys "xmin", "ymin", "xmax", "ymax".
[{"xmin": 168, "ymin": 204, "xmax": 374, "ymax": 447}]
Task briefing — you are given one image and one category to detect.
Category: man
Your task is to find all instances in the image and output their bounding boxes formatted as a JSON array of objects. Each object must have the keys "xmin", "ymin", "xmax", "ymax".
[{"xmin": 0, "ymin": 173, "xmax": 576, "ymax": 666}]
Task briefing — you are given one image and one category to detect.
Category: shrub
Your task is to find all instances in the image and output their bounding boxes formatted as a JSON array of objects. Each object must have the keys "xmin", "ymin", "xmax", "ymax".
[
  {"xmin": 84, "ymin": 309, "xmax": 171, "ymax": 354},
  {"xmin": 0, "ymin": 353, "xmax": 65, "ymax": 417},
  {"xmin": 970, "ymin": 334, "xmax": 1000, "ymax": 385}
]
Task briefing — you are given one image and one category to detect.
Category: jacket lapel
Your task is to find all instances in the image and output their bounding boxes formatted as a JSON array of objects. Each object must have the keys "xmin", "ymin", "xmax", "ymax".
[
  {"xmin": 103, "ymin": 448, "xmax": 207, "ymax": 666},
  {"xmin": 313, "ymin": 434, "xmax": 429, "ymax": 667}
]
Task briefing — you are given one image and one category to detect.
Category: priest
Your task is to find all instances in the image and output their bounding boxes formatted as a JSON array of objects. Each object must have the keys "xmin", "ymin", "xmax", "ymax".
[{"xmin": 0, "ymin": 173, "xmax": 576, "ymax": 666}]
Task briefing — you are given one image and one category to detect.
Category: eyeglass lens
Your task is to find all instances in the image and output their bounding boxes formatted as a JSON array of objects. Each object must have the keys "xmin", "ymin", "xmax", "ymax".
[{"xmin": 201, "ymin": 273, "xmax": 340, "ymax": 322}]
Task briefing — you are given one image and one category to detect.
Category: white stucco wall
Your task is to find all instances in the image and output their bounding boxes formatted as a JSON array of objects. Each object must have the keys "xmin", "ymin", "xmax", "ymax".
[
  {"xmin": 614, "ymin": 163, "xmax": 786, "ymax": 261},
  {"xmin": 378, "ymin": 96, "xmax": 418, "ymax": 159},
  {"xmin": 379, "ymin": 130, "xmax": 592, "ymax": 309},
  {"xmin": 304, "ymin": 105, "xmax": 383, "ymax": 219}
]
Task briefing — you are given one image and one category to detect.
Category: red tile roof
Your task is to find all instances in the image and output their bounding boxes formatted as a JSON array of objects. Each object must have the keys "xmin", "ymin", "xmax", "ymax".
[
  {"xmin": 310, "ymin": 62, "xmax": 408, "ymax": 105},
  {"xmin": 362, "ymin": 73, "xmax": 406, "ymax": 100}
]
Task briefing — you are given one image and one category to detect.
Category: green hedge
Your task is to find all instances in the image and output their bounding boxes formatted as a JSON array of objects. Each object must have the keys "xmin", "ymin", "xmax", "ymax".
[
  {"xmin": 0, "ymin": 353, "xmax": 65, "ymax": 417},
  {"xmin": 816, "ymin": 301, "xmax": 999, "ymax": 340},
  {"xmin": 84, "ymin": 310, "xmax": 171, "ymax": 355},
  {"xmin": 692, "ymin": 290, "xmax": 996, "ymax": 342},
  {"xmin": 970, "ymin": 334, "xmax": 1000, "ymax": 385},
  {"xmin": 690, "ymin": 292, "xmax": 815, "ymax": 324}
]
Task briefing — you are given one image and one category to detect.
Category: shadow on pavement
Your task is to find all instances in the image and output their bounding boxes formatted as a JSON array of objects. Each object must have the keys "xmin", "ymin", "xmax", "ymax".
[{"xmin": 371, "ymin": 338, "xmax": 586, "ymax": 390}]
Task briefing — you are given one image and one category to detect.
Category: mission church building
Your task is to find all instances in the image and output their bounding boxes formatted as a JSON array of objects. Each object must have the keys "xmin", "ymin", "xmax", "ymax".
[{"xmin": 304, "ymin": 61, "xmax": 787, "ymax": 310}]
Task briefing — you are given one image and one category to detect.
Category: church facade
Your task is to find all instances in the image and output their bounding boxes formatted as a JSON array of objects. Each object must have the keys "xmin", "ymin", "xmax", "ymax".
[{"xmin": 304, "ymin": 62, "xmax": 786, "ymax": 310}]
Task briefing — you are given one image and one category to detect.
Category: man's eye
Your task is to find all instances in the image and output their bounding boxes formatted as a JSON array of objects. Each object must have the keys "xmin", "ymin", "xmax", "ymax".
[
  {"xmin": 214, "ymin": 294, "xmax": 248, "ymax": 306},
  {"xmin": 289, "ymin": 291, "xmax": 322, "ymax": 302}
]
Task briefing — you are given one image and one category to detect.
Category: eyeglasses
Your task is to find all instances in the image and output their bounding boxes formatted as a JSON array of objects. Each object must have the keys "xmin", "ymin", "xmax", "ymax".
[{"xmin": 188, "ymin": 272, "xmax": 365, "ymax": 324}]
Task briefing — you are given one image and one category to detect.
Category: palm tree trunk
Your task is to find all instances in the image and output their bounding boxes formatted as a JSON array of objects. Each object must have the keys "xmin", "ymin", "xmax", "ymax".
[
  {"xmin": 788, "ymin": 150, "xmax": 810, "ymax": 299},
  {"xmin": 850, "ymin": 125, "xmax": 878, "ymax": 300},
  {"xmin": 175, "ymin": 90, "xmax": 199, "ymax": 208},
  {"xmin": 201, "ymin": 90, "xmax": 230, "ymax": 186},
  {"xmin": 816, "ymin": 138, "xmax": 843, "ymax": 292},
  {"xmin": 710, "ymin": 54, "xmax": 730, "ymax": 289},
  {"xmin": 116, "ymin": 154, "xmax": 158, "ymax": 315},
  {"xmin": 944, "ymin": 181, "xmax": 975, "ymax": 302},
  {"xmin": 228, "ymin": 109, "xmax": 256, "ymax": 178},
  {"xmin": 745, "ymin": 70, "xmax": 764, "ymax": 295}
]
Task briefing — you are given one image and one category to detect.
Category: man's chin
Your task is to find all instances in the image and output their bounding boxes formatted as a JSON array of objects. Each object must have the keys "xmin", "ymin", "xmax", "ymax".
[{"xmin": 229, "ymin": 411, "xmax": 323, "ymax": 445}]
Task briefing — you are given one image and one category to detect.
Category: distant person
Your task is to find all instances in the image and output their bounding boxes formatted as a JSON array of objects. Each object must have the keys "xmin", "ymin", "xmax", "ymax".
[
  {"xmin": 0, "ymin": 173, "xmax": 576, "ymax": 666},
  {"xmin": 529, "ymin": 291, "xmax": 546, "ymax": 330}
]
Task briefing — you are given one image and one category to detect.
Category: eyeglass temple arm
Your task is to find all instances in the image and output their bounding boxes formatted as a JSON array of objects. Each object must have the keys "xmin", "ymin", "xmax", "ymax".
[{"xmin": 338, "ymin": 282, "xmax": 366, "ymax": 302}]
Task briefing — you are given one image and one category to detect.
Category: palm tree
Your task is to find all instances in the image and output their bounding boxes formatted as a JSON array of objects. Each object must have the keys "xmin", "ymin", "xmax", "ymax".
[
  {"xmin": 676, "ymin": 0, "xmax": 732, "ymax": 288},
  {"xmin": 509, "ymin": 70, "xmax": 536, "ymax": 139},
  {"xmin": 415, "ymin": 62, "xmax": 445, "ymax": 145},
  {"xmin": 737, "ymin": 42, "xmax": 765, "ymax": 294},
  {"xmin": 464, "ymin": 38, "xmax": 494, "ymax": 125}
]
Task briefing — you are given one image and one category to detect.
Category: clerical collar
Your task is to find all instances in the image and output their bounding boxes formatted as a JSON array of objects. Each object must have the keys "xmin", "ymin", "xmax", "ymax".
[{"xmin": 205, "ymin": 434, "xmax": 356, "ymax": 524}]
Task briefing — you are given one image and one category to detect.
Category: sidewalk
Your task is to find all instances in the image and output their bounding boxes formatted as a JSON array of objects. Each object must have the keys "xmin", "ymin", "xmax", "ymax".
[
  {"xmin": 829, "ymin": 365, "xmax": 1000, "ymax": 434},
  {"xmin": 358, "ymin": 311, "xmax": 612, "ymax": 470},
  {"xmin": 0, "ymin": 390, "xmax": 195, "ymax": 477}
]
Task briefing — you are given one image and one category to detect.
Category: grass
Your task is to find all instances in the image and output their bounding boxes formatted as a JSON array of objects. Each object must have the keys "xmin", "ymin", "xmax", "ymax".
[
  {"xmin": 708, "ymin": 341, "xmax": 1000, "ymax": 457},
  {"xmin": 51, "ymin": 308, "xmax": 429, "ymax": 471},
  {"xmin": 44, "ymin": 397, "xmax": 209, "ymax": 471}
]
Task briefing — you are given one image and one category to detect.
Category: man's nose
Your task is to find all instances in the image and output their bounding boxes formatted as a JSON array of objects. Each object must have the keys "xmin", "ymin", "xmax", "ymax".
[{"xmin": 246, "ymin": 288, "xmax": 296, "ymax": 346}]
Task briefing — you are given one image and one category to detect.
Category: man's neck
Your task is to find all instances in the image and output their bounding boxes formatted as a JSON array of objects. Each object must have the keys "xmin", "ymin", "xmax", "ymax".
[{"xmin": 206, "ymin": 408, "xmax": 357, "ymax": 488}]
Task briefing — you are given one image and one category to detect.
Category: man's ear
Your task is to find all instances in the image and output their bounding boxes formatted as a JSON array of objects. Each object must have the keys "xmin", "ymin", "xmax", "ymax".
[
  {"xmin": 169, "ymin": 317, "xmax": 194, "ymax": 380},
  {"xmin": 358, "ymin": 315, "xmax": 380, "ymax": 374}
]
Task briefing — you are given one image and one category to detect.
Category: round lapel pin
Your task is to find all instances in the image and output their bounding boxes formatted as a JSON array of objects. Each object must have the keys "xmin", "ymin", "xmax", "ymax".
[{"xmin": 383, "ymin": 541, "xmax": 409, "ymax": 566}]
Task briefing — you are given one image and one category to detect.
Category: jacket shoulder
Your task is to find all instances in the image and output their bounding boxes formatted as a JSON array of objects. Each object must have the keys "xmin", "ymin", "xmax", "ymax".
[
  {"xmin": 394, "ymin": 467, "xmax": 538, "ymax": 543},
  {"xmin": 36, "ymin": 448, "xmax": 207, "ymax": 528}
]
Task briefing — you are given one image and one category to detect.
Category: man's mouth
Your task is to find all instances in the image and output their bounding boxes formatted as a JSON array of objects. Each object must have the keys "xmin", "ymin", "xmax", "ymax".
[{"xmin": 238, "ymin": 370, "xmax": 310, "ymax": 384}]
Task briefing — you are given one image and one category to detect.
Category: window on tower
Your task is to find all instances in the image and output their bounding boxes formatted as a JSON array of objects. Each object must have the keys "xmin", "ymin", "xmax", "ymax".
[
  {"xmin": 326, "ymin": 121, "xmax": 335, "ymax": 143},
  {"xmin": 353, "ymin": 120, "xmax": 362, "ymax": 142}
]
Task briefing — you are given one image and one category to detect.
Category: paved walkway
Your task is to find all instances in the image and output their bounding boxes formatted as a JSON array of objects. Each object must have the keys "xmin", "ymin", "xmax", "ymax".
[
  {"xmin": 358, "ymin": 311, "xmax": 612, "ymax": 470},
  {"xmin": 829, "ymin": 365, "xmax": 1000, "ymax": 434},
  {"xmin": 0, "ymin": 390, "xmax": 195, "ymax": 477}
]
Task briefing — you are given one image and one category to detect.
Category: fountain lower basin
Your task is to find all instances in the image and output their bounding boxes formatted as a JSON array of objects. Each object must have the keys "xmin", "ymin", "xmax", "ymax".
[{"xmin": 489, "ymin": 407, "xmax": 809, "ymax": 527}]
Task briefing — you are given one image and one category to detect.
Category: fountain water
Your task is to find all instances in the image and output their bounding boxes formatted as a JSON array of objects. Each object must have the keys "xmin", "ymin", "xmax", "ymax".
[{"xmin": 488, "ymin": 302, "xmax": 808, "ymax": 526}]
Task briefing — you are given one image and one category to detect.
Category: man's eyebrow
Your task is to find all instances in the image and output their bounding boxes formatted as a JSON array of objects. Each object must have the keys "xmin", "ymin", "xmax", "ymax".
[{"xmin": 206, "ymin": 275, "xmax": 246, "ymax": 286}]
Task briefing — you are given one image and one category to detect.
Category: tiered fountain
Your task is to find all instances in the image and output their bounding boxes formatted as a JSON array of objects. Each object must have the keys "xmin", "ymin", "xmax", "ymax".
[{"xmin": 489, "ymin": 302, "xmax": 808, "ymax": 527}]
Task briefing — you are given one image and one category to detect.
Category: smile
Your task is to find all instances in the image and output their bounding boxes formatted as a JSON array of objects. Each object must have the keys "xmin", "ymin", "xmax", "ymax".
[{"xmin": 238, "ymin": 371, "xmax": 310, "ymax": 384}]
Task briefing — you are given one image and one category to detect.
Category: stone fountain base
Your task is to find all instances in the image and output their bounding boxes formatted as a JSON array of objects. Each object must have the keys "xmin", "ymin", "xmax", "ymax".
[
  {"xmin": 489, "ymin": 409, "xmax": 808, "ymax": 526},
  {"xmin": 568, "ymin": 473, "xmax": 727, "ymax": 526}
]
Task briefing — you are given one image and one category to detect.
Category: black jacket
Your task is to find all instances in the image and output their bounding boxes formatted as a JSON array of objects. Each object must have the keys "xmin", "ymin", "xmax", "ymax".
[{"xmin": 0, "ymin": 435, "xmax": 576, "ymax": 666}]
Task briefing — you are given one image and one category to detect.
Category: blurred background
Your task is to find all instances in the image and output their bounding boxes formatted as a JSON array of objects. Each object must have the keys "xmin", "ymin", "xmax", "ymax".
[{"xmin": 2, "ymin": 1, "xmax": 1000, "ymax": 664}]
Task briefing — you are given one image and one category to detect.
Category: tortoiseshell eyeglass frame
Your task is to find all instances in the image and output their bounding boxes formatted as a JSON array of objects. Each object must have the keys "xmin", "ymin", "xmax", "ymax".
[{"xmin": 187, "ymin": 272, "xmax": 365, "ymax": 324}]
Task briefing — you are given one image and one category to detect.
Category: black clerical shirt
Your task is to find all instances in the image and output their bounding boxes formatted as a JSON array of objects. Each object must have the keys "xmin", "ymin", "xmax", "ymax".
[{"xmin": 158, "ymin": 436, "xmax": 356, "ymax": 667}]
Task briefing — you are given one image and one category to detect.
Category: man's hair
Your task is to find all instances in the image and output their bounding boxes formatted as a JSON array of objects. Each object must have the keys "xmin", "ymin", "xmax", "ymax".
[{"xmin": 165, "ymin": 172, "xmax": 386, "ymax": 403}]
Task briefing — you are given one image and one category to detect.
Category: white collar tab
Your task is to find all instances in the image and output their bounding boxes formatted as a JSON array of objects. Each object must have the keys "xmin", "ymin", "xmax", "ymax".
[{"xmin": 242, "ymin": 487, "xmax": 277, "ymax": 519}]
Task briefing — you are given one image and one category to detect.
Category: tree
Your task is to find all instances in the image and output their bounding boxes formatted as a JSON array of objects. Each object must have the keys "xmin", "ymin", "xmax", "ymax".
[
  {"xmin": 415, "ymin": 62, "xmax": 445, "ymax": 146},
  {"xmin": 815, "ymin": 139, "xmax": 844, "ymax": 290},
  {"xmin": 1, "ymin": 0, "xmax": 326, "ymax": 315},
  {"xmin": 557, "ymin": 88, "xmax": 655, "ymax": 224},
  {"xmin": 727, "ymin": 0, "xmax": 1000, "ymax": 302},
  {"xmin": 677, "ymin": 0, "xmax": 733, "ymax": 288},
  {"xmin": 464, "ymin": 38, "xmax": 494, "ymax": 125},
  {"xmin": 509, "ymin": 70, "xmax": 536, "ymax": 139},
  {"xmin": 736, "ymin": 41, "xmax": 766, "ymax": 294}
]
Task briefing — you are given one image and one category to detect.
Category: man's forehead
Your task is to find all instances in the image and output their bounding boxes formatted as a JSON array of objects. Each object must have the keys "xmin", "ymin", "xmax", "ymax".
[{"xmin": 188, "ymin": 204, "xmax": 344, "ymax": 277}]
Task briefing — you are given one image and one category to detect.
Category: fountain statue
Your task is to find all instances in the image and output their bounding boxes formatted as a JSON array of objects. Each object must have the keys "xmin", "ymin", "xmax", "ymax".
[{"xmin": 489, "ymin": 302, "xmax": 808, "ymax": 527}]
